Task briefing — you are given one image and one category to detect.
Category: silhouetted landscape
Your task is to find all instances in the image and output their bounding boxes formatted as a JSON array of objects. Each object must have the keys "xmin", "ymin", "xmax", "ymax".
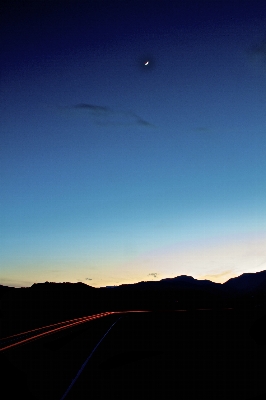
[
  {"xmin": 1, "ymin": 270, "xmax": 266, "ymax": 338},
  {"xmin": 2, "ymin": 0, "xmax": 266, "ymax": 398},
  {"xmin": 1, "ymin": 271, "xmax": 266, "ymax": 400}
]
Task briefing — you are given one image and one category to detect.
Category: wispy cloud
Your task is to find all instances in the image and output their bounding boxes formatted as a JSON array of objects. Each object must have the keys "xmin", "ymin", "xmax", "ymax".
[
  {"xmin": 253, "ymin": 259, "xmax": 266, "ymax": 270},
  {"xmin": 148, "ymin": 272, "xmax": 158, "ymax": 278},
  {"xmin": 247, "ymin": 37, "xmax": 266, "ymax": 71},
  {"xmin": 74, "ymin": 103, "xmax": 110, "ymax": 114},
  {"xmin": 193, "ymin": 126, "xmax": 210, "ymax": 132},
  {"xmin": 62, "ymin": 103, "xmax": 155, "ymax": 128},
  {"xmin": 0, "ymin": 277, "xmax": 35, "ymax": 287},
  {"xmin": 249, "ymin": 39, "xmax": 266, "ymax": 60},
  {"xmin": 199, "ymin": 270, "xmax": 233, "ymax": 281}
]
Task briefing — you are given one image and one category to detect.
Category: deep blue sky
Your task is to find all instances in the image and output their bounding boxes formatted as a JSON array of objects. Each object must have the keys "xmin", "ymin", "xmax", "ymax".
[{"xmin": 1, "ymin": 0, "xmax": 266, "ymax": 287}]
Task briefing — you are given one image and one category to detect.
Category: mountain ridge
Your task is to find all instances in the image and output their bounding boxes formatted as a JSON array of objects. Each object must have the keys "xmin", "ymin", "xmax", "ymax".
[
  {"xmin": 1, "ymin": 270, "xmax": 266, "ymax": 337},
  {"xmin": 1, "ymin": 269, "xmax": 266, "ymax": 293}
]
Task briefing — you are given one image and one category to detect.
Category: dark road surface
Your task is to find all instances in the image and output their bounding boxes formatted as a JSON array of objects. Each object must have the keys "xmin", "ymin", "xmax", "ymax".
[
  {"xmin": 0, "ymin": 312, "xmax": 115, "ymax": 352},
  {"xmin": 1, "ymin": 309, "xmax": 266, "ymax": 400}
]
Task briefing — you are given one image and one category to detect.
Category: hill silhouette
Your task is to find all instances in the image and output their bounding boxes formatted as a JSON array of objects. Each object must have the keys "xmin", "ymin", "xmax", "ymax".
[
  {"xmin": 1, "ymin": 272, "xmax": 266, "ymax": 400},
  {"xmin": 223, "ymin": 270, "xmax": 266, "ymax": 293},
  {"xmin": 1, "ymin": 271, "xmax": 266, "ymax": 337}
]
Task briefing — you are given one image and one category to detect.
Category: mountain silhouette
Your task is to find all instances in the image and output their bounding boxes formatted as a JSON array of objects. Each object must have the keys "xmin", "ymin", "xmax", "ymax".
[
  {"xmin": 1, "ymin": 270, "xmax": 266, "ymax": 337},
  {"xmin": 1, "ymin": 271, "xmax": 266, "ymax": 400},
  {"xmin": 223, "ymin": 270, "xmax": 266, "ymax": 293}
]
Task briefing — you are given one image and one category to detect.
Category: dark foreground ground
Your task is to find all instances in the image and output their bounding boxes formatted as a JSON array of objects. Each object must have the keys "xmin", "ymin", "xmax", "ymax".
[{"xmin": 1, "ymin": 308, "xmax": 266, "ymax": 400}]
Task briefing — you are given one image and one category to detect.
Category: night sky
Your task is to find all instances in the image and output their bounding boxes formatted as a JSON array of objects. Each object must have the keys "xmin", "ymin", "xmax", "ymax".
[{"xmin": 1, "ymin": 0, "xmax": 266, "ymax": 288}]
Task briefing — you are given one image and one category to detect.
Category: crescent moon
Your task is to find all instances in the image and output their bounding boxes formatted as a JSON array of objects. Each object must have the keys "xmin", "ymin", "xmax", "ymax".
[{"xmin": 144, "ymin": 61, "xmax": 149, "ymax": 65}]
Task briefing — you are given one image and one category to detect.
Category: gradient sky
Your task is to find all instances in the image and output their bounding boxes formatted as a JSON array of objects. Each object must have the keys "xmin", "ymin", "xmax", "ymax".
[{"xmin": 1, "ymin": 0, "xmax": 266, "ymax": 288}]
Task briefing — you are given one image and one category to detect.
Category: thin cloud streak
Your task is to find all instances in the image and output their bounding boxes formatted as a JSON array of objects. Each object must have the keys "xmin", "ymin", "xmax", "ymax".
[
  {"xmin": 249, "ymin": 38, "xmax": 266, "ymax": 60},
  {"xmin": 148, "ymin": 272, "xmax": 158, "ymax": 278},
  {"xmin": 74, "ymin": 103, "xmax": 110, "ymax": 114},
  {"xmin": 247, "ymin": 36, "xmax": 266, "ymax": 73},
  {"xmin": 62, "ymin": 103, "xmax": 155, "ymax": 128},
  {"xmin": 199, "ymin": 270, "xmax": 233, "ymax": 282}
]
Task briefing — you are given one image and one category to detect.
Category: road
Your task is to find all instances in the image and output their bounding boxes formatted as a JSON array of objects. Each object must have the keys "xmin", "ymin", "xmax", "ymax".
[
  {"xmin": 1, "ymin": 310, "xmax": 148, "ymax": 399},
  {"xmin": 0, "ymin": 312, "xmax": 116, "ymax": 352},
  {"xmin": 1, "ymin": 309, "xmax": 266, "ymax": 400}
]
